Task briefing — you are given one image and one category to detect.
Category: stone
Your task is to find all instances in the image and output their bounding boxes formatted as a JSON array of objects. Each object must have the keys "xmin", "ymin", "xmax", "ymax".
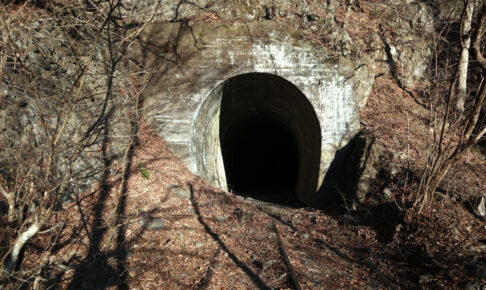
[
  {"xmin": 392, "ymin": 152, "xmax": 408, "ymax": 160},
  {"xmin": 473, "ymin": 196, "xmax": 486, "ymax": 217},
  {"xmin": 168, "ymin": 185, "xmax": 191, "ymax": 199},
  {"xmin": 451, "ymin": 227, "xmax": 461, "ymax": 241},
  {"xmin": 339, "ymin": 133, "xmax": 382, "ymax": 203},
  {"xmin": 214, "ymin": 216, "xmax": 227, "ymax": 222},
  {"xmin": 194, "ymin": 242, "xmax": 205, "ymax": 248},
  {"xmin": 140, "ymin": 217, "xmax": 164, "ymax": 231},
  {"xmin": 291, "ymin": 218, "xmax": 301, "ymax": 226},
  {"xmin": 263, "ymin": 260, "xmax": 275, "ymax": 269},
  {"xmin": 383, "ymin": 188, "xmax": 392, "ymax": 200},
  {"xmin": 335, "ymin": 234, "xmax": 351, "ymax": 242},
  {"xmin": 233, "ymin": 208, "xmax": 254, "ymax": 223}
]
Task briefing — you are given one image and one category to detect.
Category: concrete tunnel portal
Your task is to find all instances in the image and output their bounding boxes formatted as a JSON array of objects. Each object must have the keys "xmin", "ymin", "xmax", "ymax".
[
  {"xmin": 192, "ymin": 73, "xmax": 322, "ymax": 204},
  {"xmin": 134, "ymin": 22, "xmax": 364, "ymax": 205}
]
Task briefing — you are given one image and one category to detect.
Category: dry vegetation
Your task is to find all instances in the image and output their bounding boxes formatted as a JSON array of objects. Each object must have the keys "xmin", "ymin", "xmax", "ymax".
[{"xmin": 0, "ymin": 0, "xmax": 485, "ymax": 289}]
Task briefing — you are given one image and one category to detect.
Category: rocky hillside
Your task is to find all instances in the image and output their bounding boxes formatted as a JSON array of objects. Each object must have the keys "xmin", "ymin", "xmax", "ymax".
[{"xmin": 0, "ymin": 0, "xmax": 485, "ymax": 288}]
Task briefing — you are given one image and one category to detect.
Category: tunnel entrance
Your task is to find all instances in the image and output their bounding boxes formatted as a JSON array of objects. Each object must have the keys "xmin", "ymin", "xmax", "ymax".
[
  {"xmin": 221, "ymin": 111, "xmax": 299, "ymax": 203},
  {"xmin": 217, "ymin": 73, "xmax": 321, "ymax": 205}
]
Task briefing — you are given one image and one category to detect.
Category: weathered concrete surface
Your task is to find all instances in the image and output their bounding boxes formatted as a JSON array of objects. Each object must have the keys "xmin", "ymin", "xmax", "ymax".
[
  {"xmin": 119, "ymin": 0, "xmax": 433, "ymax": 94},
  {"xmin": 129, "ymin": 21, "xmax": 367, "ymax": 204}
]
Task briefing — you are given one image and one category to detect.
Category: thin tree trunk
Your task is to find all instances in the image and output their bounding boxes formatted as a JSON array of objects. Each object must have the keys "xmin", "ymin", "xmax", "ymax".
[
  {"xmin": 417, "ymin": 3, "xmax": 486, "ymax": 211},
  {"xmin": 4, "ymin": 222, "xmax": 41, "ymax": 273},
  {"xmin": 456, "ymin": 0, "xmax": 475, "ymax": 111},
  {"xmin": 0, "ymin": 183, "xmax": 15, "ymax": 222}
]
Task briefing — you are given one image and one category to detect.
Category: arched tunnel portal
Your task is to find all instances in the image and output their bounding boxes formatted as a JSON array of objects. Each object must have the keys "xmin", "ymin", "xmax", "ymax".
[
  {"xmin": 133, "ymin": 22, "xmax": 364, "ymax": 206},
  {"xmin": 192, "ymin": 73, "xmax": 321, "ymax": 204}
]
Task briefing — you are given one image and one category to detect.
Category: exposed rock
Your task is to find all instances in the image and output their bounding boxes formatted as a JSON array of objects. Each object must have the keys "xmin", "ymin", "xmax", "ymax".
[
  {"xmin": 139, "ymin": 216, "xmax": 164, "ymax": 231},
  {"xmin": 168, "ymin": 185, "xmax": 191, "ymax": 199},
  {"xmin": 214, "ymin": 216, "xmax": 227, "ymax": 222},
  {"xmin": 233, "ymin": 208, "xmax": 254, "ymax": 223},
  {"xmin": 435, "ymin": 0, "xmax": 466, "ymax": 20},
  {"xmin": 194, "ymin": 242, "xmax": 205, "ymax": 248},
  {"xmin": 383, "ymin": 187, "xmax": 393, "ymax": 201},
  {"xmin": 473, "ymin": 196, "xmax": 486, "ymax": 217},
  {"xmin": 263, "ymin": 260, "xmax": 275, "ymax": 269},
  {"xmin": 0, "ymin": 10, "xmax": 140, "ymax": 198},
  {"xmin": 390, "ymin": 165, "xmax": 400, "ymax": 176},
  {"xmin": 339, "ymin": 133, "xmax": 382, "ymax": 203},
  {"xmin": 372, "ymin": 2, "xmax": 433, "ymax": 88}
]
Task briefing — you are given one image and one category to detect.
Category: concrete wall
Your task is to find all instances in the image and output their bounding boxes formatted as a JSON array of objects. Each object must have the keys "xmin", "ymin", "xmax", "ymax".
[{"xmin": 129, "ymin": 21, "xmax": 365, "ymax": 204}]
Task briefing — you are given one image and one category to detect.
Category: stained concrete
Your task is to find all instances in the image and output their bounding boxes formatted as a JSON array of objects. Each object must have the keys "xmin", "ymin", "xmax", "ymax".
[{"xmin": 129, "ymin": 21, "xmax": 366, "ymax": 204}]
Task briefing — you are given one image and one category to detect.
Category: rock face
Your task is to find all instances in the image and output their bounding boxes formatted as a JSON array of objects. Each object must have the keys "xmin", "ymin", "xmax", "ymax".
[
  {"xmin": 130, "ymin": 22, "xmax": 363, "ymax": 204},
  {"xmin": 0, "ymin": 11, "xmax": 137, "ymax": 197},
  {"xmin": 339, "ymin": 133, "xmax": 382, "ymax": 204},
  {"xmin": 0, "ymin": 0, "xmax": 435, "ymax": 205}
]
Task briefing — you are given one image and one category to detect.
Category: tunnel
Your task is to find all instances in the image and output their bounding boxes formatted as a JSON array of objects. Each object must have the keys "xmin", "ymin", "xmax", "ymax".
[
  {"xmin": 137, "ymin": 22, "xmax": 363, "ymax": 205},
  {"xmin": 217, "ymin": 73, "xmax": 321, "ymax": 204},
  {"xmin": 220, "ymin": 111, "xmax": 300, "ymax": 203}
]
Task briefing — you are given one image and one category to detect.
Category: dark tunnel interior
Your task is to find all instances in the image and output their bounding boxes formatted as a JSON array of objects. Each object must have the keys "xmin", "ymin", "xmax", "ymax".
[
  {"xmin": 220, "ymin": 112, "xmax": 299, "ymax": 203},
  {"xmin": 216, "ymin": 73, "xmax": 321, "ymax": 205}
]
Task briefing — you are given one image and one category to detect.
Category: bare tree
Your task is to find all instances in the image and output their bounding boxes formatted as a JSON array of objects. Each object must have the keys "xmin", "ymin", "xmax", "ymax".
[
  {"xmin": 456, "ymin": 0, "xmax": 477, "ymax": 111},
  {"xmin": 416, "ymin": 3, "xmax": 486, "ymax": 211},
  {"xmin": 0, "ymin": 0, "xmax": 155, "ymax": 284}
]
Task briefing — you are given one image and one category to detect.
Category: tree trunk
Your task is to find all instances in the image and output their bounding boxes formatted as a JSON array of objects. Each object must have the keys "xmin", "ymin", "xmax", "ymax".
[
  {"xmin": 456, "ymin": 0, "xmax": 476, "ymax": 111},
  {"xmin": 0, "ymin": 183, "xmax": 15, "ymax": 222},
  {"xmin": 4, "ymin": 222, "xmax": 41, "ymax": 274}
]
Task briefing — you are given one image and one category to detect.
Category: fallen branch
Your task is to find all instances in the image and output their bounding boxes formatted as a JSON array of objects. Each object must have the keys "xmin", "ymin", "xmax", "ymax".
[{"xmin": 272, "ymin": 220, "xmax": 302, "ymax": 290}]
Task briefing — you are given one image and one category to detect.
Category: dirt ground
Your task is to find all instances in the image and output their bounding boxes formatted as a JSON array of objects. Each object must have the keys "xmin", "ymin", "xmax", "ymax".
[
  {"xmin": 1, "ymin": 1, "xmax": 485, "ymax": 289},
  {"xmin": 15, "ymin": 75, "xmax": 484, "ymax": 289}
]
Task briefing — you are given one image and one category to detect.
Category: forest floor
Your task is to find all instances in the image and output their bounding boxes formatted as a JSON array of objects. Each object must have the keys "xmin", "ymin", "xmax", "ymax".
[
  {"xmin": 1, "ymin": 1, "xmax": 485, "ymax": 289},
  {"xmin": 19, "ymin": 76, "xmax": 485, "ymax": 289}
]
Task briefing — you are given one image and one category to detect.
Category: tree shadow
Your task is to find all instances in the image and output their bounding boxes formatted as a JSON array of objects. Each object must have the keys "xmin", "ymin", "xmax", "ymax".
[
  {"xmin": 256, "ymin": 186, "xmax": 402, "ymax": 289},
  {"xmin": 66, "ymin": 115, "xmax": 128, "ymax": 289},
  {"xmin": 188, "ymin": 184, "xmax": 272, "ymax": 290},
  {"xmin": 66, "ymin": 60, "xmax": 145, "ymax": 287}
]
